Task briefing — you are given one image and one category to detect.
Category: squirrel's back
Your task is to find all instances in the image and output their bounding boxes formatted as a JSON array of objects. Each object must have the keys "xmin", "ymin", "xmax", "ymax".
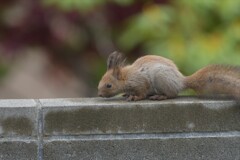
[
  {"xmin": 130, "ymin": 55, "xmax": 185, "ymax": 97},
  {"xmin": 185, "ymin": 65, "xmax": 240, "ymax": 98},
  {"xmin": 133, "ymin": 55, "xmax": 179, "ymax": 69}
]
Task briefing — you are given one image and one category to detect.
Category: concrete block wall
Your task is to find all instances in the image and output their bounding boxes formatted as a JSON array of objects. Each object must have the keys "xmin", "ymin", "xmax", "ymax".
[{"xmin": 0, "ymin": 97, "xmax": 240, "ymax": 160}]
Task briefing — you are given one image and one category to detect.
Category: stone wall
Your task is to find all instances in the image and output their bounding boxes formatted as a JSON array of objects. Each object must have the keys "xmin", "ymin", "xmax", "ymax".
[{"xmin": 0, "ymin": 97, "xmax": 239, "ymax": 160}]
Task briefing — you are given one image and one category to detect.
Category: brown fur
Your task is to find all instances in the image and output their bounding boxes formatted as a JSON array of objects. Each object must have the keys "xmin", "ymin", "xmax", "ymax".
[
  {"xmin": 185, "ymin": 65, "xmax": 240, "ymax": 98},
  {"xmin": 98, "ymin": 52, "xmax": 184, "ymax": 101},
  {"xmin": 98, "ymin": 52, "xmax": 240, "ymax": 101}
]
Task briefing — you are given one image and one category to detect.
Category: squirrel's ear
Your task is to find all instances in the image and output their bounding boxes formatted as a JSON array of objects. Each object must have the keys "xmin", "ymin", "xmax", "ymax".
[
  {"xmin": 112, "ymin": 67, "xmax": 122, "ymax": 80},
  {"xmin": 107, "ymin": 51, "xmax": 126, "ymax": 70}
]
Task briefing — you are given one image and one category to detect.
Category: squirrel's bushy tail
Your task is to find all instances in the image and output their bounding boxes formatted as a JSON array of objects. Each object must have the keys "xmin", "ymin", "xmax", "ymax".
[{"xmin": 184, "ymin": 65, "xmax": 240, "ymax": 98}]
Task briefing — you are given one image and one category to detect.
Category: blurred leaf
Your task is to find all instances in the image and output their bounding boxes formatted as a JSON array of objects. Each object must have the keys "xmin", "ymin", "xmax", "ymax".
[
  {"xmin": 118, "ymin": 4, "xmax": 174, "ymax": 51},
  {"xmin": 43, "ymin": 0, "xmax": 106, "ymax": 12},
  {"xmin": 42, "ymin": 0, "xmax": 135, "ymax": 12},
  {"xmin": 112, "ymin": 0, "xmax": 135, "ymax": 6},
  {"xmin": 217, "ymin": 0, "xmax": 240, "ymax": 21}
]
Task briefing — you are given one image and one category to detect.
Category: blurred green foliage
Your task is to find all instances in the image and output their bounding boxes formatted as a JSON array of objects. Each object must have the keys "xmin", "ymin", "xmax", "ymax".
[
  {"xmin": 43, "ymin": 0, "xmax": 134, "ymax": 11},
  {"xmin": 42, "ymin": 0, "xmax": 240, "ymax": 76},
  {"xmin": 118, "ymin": 0, "xmax": 240, "ymax": 74}
]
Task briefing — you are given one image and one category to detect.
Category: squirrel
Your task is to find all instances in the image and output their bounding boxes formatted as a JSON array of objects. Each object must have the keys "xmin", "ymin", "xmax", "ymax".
[{"xmin": 98, "ymin": 51, "xmax": 240, "ymax": 101}]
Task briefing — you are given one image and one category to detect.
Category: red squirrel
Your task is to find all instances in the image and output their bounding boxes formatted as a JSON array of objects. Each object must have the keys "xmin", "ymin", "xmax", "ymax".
[{"xmin": 98, "ymin": 51, "xmax": 240, "ymax": 101}]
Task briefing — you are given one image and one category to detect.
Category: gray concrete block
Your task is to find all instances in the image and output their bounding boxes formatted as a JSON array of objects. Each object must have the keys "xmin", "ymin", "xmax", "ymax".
[
  {"xmin": 41, "ymin": 97, "xmax": 240, "ymax": 136},
  {"xmin": 0, "ymin": 99, "xmax": 38, "ymax": 137},
  {"xmin": 0, "ymin": 97, "xmax": 238, "ymax": 160},
  {"xmin": 0, "ymin": 140, "xmax": 37, "ymax": 160},
  {"xmin": 43, "ymin": 136, "xmax": 240, "ymax": 160}
]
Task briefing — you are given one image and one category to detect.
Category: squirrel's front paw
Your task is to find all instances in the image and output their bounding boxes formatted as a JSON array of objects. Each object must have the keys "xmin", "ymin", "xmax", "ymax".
[{"xmin": 126, "ymin": 95, "xmax": 144, "ymax": 101}]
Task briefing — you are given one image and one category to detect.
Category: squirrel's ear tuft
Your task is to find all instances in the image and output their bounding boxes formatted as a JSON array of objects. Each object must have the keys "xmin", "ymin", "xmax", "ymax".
[{"xmin": 107, "ymin": 51, "xmax": 126, "ymax": 70}]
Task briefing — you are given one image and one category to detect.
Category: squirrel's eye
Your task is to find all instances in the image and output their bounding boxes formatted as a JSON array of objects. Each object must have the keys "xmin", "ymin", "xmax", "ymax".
[{"xmin": 106, "ymin": 84, "xmax": 112, "ymax": 88}]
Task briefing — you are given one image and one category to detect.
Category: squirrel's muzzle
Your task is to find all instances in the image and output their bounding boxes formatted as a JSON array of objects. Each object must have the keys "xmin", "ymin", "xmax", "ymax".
[{"xmin": 98, "ymin": 91, "xmax": 112, "ymax": 98}]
